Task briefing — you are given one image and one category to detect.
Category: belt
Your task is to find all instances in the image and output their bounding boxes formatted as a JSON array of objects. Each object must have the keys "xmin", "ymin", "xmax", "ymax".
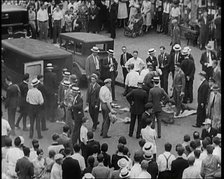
[{"xmin": 39, "ymin": 20, "xmax": 47, "ymax": 23}]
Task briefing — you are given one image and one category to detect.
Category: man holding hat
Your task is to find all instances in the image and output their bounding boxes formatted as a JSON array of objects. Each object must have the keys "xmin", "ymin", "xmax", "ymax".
[
  {"xmin": 100, "ymin": 49, "xmax": 118, "ymax": 101},
  {"xmin": 148, "ymin": 76, "xmax": 170, "ymax": 138},
  {"xmin": 200, "ymin": 42, "xmax": 217, "ymax": 79},
  {"xmin": 85, "ymin": 46, "xmax": 100, "ymax": 80},
  {"xmin": 26, "ymin": 78, "xmax": 44, "ymax": 139},
  {"xmin": 169, "ymin": 44, "xmax": 182, "ymax": 79},
  {"xmin": 126, "ymin": 78, "xmax": 148, "ymax": 139},
  {"xmin": 201, "ymin": 118, "xmax": 218, "ymax": 142},
  {"xmin": 180, "ymin": 47, "xmax": 195, "ymax": 103},
  {"xmin": 146, "ymin": 48, "xmax": 158, "ymax": 71},
  {"xmin": 99, "ymin": 78, "xmax": 116, "ymax": 138},
  {"xmin": 172, "ymin": 62, "xmax": 185, "ymax": 117},
  {"xmin": 16, "ymin": 73, "xmax": 30, "ymax": 131},
  {"xmin": 86, "ymin": 73, "xmax": 101, "ymax": 131},
  {"xmin": 158, "ymin": 46, "xmax": 170, "ymax": 93},
  {"xmin": 192, "ymin": 71, "xmax": 210, "ymax": 128},
  {"xmin": 44, "ymin": 63, "xmax": 58, "ymax": 122}
]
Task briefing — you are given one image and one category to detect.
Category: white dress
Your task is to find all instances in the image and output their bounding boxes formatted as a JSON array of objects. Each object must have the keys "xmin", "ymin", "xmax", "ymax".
[
  {"xmin": 141, "ymin": 0, "xmax": 151, "ymax": 26},
  {"xmin": 117, "ymin": 0, "xmax": 128, "ymax": 19},
  {"xmin": 129, "ymin": 0, "xmax": 140, "ymax": 21}
]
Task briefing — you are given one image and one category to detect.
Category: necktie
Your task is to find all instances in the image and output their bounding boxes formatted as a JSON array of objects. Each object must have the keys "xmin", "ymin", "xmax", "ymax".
[
  {"xmin": 124, "ymin": 54, "xmax": 126, "ymax": 63},
  {"xmin": 175, "ymin": 54, "xmax": 178, "ymax": 64},
  {"xmin": 211, "ymin": 94, "xmax": 216, "ymax": 108}
]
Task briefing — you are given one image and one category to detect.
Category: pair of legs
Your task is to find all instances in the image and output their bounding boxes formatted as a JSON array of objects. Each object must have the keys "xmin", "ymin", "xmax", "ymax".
[
  {"xmin": 101, "ymin": 103, "xmax": 111, "ymax": 138},
  {"xmin": 129, "ymin": 113, "xmax": 142, "ymax": 138}
]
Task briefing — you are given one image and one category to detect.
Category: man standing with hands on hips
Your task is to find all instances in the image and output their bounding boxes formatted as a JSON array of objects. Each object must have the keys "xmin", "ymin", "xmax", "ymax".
[
  {"xmin": 99, "ymin": 79, "xmax": 116, "ymax": 138},
  {"xmin": 120, "ymin": 46, "xmax": 132, "ymax": 84}
]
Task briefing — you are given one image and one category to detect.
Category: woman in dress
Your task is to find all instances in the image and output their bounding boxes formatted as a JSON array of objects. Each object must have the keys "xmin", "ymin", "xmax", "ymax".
[
  {"xmin": 141, "ymin": 0, "xmax": 151, "ymax": 32},
  {"xmin": 88, "ymin": 0, "xmax": 99, "ymax": 33},
  {"xmin": 78, "ymin": 0, "xmax": 89, "ymax": 32},
  {"xmin": 33, "ymin": 149, "xmax": 45, "ymax": 179},
  {"xmin": 155, "ymin": 0, "xmax": 163, "ymax": 32},
  {"xmin": 2, "ymin": 137, "xmax": 12, "ymax": 174},
  {"xmin": 129, "ymin": 0, "xmax": 140, "ymax": 21},
  {"xmin": 117, "ymin": 0, "xmax": 128, "ymax": 28}
]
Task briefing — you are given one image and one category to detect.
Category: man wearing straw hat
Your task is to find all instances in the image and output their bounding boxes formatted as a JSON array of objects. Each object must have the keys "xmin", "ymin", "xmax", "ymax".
[
  {"xmin": 200, "ymin": 42, "xmax": 217, "ymax": 80},
  {"xmin": 146, "ymin": 48, "xmax": 158, "ymax": 71},
  {"xmin": 44, "ymin": 63, "xmax": 58, "ymax": 122},
  {"xmin": 169, "ymin": 44, "xmax": 182, "ymax": 79},
  {"xmin": 85, "ymin": 46, "xmax": 100, "ymax": 80},
  {"xmin": 26, "ymin": 78, "xmax": 44, "ymax": 139},
  {"xmin": 180, "ymin": 47, "xmax": 195, "ymax": 104},
  {"xmin": 100, "ymin": 49, "xmax": 118, "ymax": 101}
]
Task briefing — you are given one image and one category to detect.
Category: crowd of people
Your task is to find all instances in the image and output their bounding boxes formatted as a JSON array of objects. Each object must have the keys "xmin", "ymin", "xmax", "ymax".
[
  {"xmin": 1, "ymin": 123, "xmax": 221, "ymax": 179},
  {"xmin": 2, "ymin": 0, "xmax": 221, "ymax": 52}
]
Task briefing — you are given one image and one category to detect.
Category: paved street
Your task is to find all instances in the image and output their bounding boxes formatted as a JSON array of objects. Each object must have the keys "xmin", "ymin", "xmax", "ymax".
[{"xmin": 2, "ymin": 29, "xmax": 204, "ymax": 158}]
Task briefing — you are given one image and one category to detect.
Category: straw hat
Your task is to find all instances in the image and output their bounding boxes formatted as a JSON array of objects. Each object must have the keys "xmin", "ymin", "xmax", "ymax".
[{"xmin": 91, "ymin": 47, "xmax": 100, "ymax": 53}]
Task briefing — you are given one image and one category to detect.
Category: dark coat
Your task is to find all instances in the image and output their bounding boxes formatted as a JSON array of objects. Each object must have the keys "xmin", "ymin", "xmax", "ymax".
[
  {"xmin": 86, "ymin": 139, "xmax": 100, "ymax": 159},
  {"xmin": 15, "ymin": 156, "xmax": 34, "ymax": 179},
  {"xmin": 71, "ymin": 94, "xmax": 84, "ymax": 122},
  {"xmin": 101, "ymin": 152, "xmax": 111, "ymax": 167},
  {"xmin": 44, "ymin": 71, "xmax": 58, "ymax": 94},
  {"xmin": 62, "ymin": 157, "xmax": 81, "ymax": 179},
  {"xmin": 100, "ymin": 56, "xmax": 118, "ymax": 80},
  {"xmin": 86, "ymin": 82, "xmax": 101, "ymax": 107},
  {"xmin": 173, "ymin": 70, "xmax": 185, "ymax": 93},
  {"xmin": 171, "ymin": 26, "xmax": 181, "ymax": 46},
  {"xmin": 197, "ymin": 80, "xmax": 209, "ymax": 105},
  {"xmin": 146, "ymin": 56, "xmax": 158, "ymax": 71},
  {"xmin": 5, "ymin": 83, "xmax": 20, "ymax": 109},
  {"xmin": 200, "ymin": 51, "xmax": 217, "ymax": 72},
  {"xmin": 109, "ymin": 2, "xmax": 118, "ymax": 21},
  {"xmin": 143, "ymin": 71, "xmax": 158, "ymax": 93},
  {"xmin": 180, "ymin": 56, "xmax": 195, "ymax": 80},
  {"xmin": 171, "ymin": 157, "xmax": 189, "ymax": 179},
  {"xmin": 88, "ymin": 6, "xmax": 99, "ymax": 32},
  {"xmin": 201, "ymin": 127, "xmax": 218, "ymax": 141},
  {"xmin": 58, "ymin": 133, "xmax": 73, "ymax": 151},
  {"xmin": 148, "ymin": 86, "xmax": 169, "ymax": 113},
  {"xmin": 141, "ymin": 111, "xmax": 154, "ymax": 129},
  {"xmin": 198, "ymin": 17, "xmax": 210, "ymax": 46},
  {"xmin": 37, "ymin": 83, "xmax": 47, "ymax": 108},
  {"xmin": 18, "ymin": 81, "xmax": 29, "ymax": 111},
  {"xmin": 158, "ymin": 53, "xmax": 170, "ymax": 71},
  {"xmin": 72, "ymin": 18, "xmax": 82, "ymax": 32},
  {"xmin": 126, "ymin": 88, "xmax": 148, "ymax": 115},
  {"xmin": 85, "ymin": 54, "xmax": 100, "ymax": 78},
  {"xmin": 147, "ymin": 160, "xmax": 159, "ymax": 179},
  {"xmin": 120, "ymin": 52, "xmax": 133, "ymax": 67},
  {"xmin": 169, "ymin": 52, "xmax": 182, "ymax": 72}
]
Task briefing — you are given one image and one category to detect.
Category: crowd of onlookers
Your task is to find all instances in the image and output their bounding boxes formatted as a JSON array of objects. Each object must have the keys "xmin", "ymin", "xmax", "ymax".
[{"xmin": 1, "ymin": 118, "xmax": 221, "ymax": 179}]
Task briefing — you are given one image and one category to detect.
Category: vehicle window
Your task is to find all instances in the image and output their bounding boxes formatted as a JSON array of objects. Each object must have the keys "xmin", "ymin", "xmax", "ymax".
[
  {"xmin": 67, "ymin": 40, "xmax": 75, "ymax": 53},
  {"xmin": 60, "ymin": 38, "xmax": 67, "ymax": 49},
  {"xmin": 95, "ymin": 43, "xmax": 105, "ymax": 51},
  {"xmin": 74, "ymin": 42, "xmax": 82, "ymax": 55}
]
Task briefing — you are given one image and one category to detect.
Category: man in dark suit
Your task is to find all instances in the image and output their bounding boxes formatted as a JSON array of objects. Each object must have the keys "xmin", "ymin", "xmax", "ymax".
[
  {"xmin": 86, "ymin": 131, "xmax": 100, "ymax": 161},
  {"xmin": 171, "ymin": 19, "xmax": 181, "ymax": 46},
  {"xmin": 146, "ymin": 48, "xmax": 158, "ymax": 71},
  {"xmin": 47, "ymin": 1, "xmax": 55, "ymax": 39},
  {"xmin": 180, "ymin": 49, "xmax": 195, "ymax": 103},
  {"xmin": 70, "ymin": 87, "xmax": 84, "ymax": 145},
  {"xmin": 62, "ymin": 147, "xmax": 81, "ymax": 179},
  {"xmin": 100, "ymin": 49, "xmax": 118, "ymax": 100},
  {"xmin": 126, "ymin": 80, "xmax": 148, "ymax": 139},
  {"xmin": 201, "ymin": 118, "xmax": 218, "ymax": 142},
  {"xmin": 109, "ymin": 0, "xmax": 118, "ymax": 39},
  {"xmin": 193, "ymin": 72, "xmax": 210, "ymax": 128},
  {"xmin": 58, "ymin": 125, "xmax": 73, "ymax": 153},
  {"xmin": 148, "ymin": 76, "xmax": 170, "ymax": 138},
  {"xmin": 92, "ymin": 154, "xmax": 110, "ymax": 179},
  {"xmin": 72, "ymin": 12, "xmax": 82, "ymax": 32},
  {"xmin": 169, "ymin": 44, "xmax": 182, "ymax": 79},
  {"xmin": 44, "ymin": 63, "xmax": 58, "ymax": 122},
  {"xmin": 172, "ymin": 63, "xmax": 185, "ymax": 117},
  {"xmin": 37, "ymin": 75, "xmax": 48, "ymax": 131},
  {"xmin": 200, "ymin": 43, "xmax": 217, "ymax": 80},
  {"xmin": 15, "ymin": 147, "xmax": 34, "ymax": 179},
  {"xmin": 171, "ymin": 145, "xmax": 189, "ymax": 179},
  {"xmin": 5, "ymin": 76, "xmax": 20, "ymax": 136},
  {"xmin": 85, "ymin": 46, "xmax": 100, "ymax": 80},
  {"xmin": 120, "ymin": 46, "xmax": 133, "ymax": 84},
  {"xmin": 15, "ymin": 73, "xmax": 29, "ymax": 131},
  {"xmin": 86, "ymin": 74, "xmax": 101, "ymax": 131},
  {"xmin": 158, "ymin": 46, "xmax": 170, "ymax": 93}
]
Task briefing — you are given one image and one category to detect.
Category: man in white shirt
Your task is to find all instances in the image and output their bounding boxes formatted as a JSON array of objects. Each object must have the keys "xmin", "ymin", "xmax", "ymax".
[
  {"xmin": 199, "ymin": 139, "xmax": 209, "ymax": 161},
  {"xmin": 51, "ymin": 153, "xmax": 63, "ymax": 179},
  {"xmin": 26, "ymin": 78, "xmax": 44, "ymax": 139},
  {"xmin": 37, "ymin": 3, "xmax": 49, "ymax": 41},
  {"xmin": 194, "ymin": 150, "xmax": 202, "ymax": 173},
  {"xmin": 129, "ymin": 151, "xmax": 142, "ymax": 178},
  {"xmin": 52, "ymin": 4, "xmax": 63, "ymax": 43},
  {"xmin": 71, "ymin": 143, "xmax": 86, "ymax": 172},
  {"xmin": 212, "ymin": 137, "xmax": 221, "ymax": 160},
  {"xmin": 123, "ymin": 63, "xmax": 139, "ymax": 96},
  {"xmin": 182, "ymin": 156, "xmax": 202, "ymax": 179},
  {"xmin": 125, "ymin": 51, "xmax": 145, "ymax": 73},
  {"xmin": 6, "ymin": 137, "xmax": 24, "ymax": 178},
  {"xmin": 1, "ymin": 116, "xmax": 11, "ymax": 147},
  {"xmin": 99, "ymin": 78, "xmax": 116, "ymax": 138},
  {"xmin": 157, "ymin": 142, "xmax": 176, "ymax": 179}
]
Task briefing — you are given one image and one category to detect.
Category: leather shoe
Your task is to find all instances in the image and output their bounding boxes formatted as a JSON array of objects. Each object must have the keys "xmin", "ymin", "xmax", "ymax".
[
  {"xmin": 38, "ymin": 136, "xmax": 43, "ymax": 139},
  {"xmin": 97, "ymin": 121, "xmax": 100, "ymax": 125},
  {"xmin": 192, "ymin": 125, "xmax": 201, "ymax": 128},
  {"xmin": 103, "ymin": 135, "xmax": 111, "ymax": 138},
  {"xmin": 128, "ymin": 134, "xmax": 133, "ymax": 137},
  {"xmin": 158, "ymin": 136, "xmax": 161, "ymax": 138}
]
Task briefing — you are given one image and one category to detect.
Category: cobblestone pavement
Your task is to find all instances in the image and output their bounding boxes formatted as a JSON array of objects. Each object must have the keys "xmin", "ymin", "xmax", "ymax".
[{"xmin": 2, "ymin": 28, "xmax": 204, "ymax": 157}]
